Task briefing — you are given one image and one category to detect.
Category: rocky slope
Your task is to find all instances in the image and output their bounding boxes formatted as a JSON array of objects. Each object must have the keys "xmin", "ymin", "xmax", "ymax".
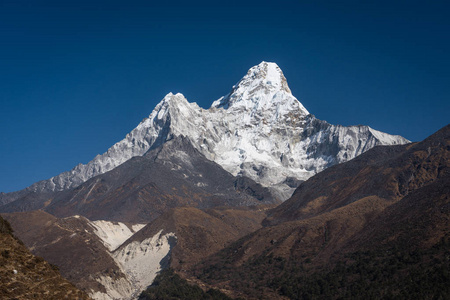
[
  {"xmin": 127, "ymin": 205, "xmax": 273, "ymax": 271},
  {"xmin": 1, "ymin": 62, "xmax": 409, "ymax": 205},
  {"xmin": 2, "ymin": 211, "xmax": 134, "ymax": 299},
  {"xmin": 0, "ymin": 215, "xmax": 90, "ymax": 300},
  {"xmin": 2, "ymin": 204, "xmax": 275, "ymax": 300}
]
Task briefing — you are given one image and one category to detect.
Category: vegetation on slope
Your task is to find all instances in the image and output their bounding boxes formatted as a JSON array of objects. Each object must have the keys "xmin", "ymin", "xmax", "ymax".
[
  {"xmin": 273, "ymin": 238, "xmax": 450, "ymax": 299},
  {"xmin": 196, "ymin": 237, "xmax": 449, "ymax": 300}
]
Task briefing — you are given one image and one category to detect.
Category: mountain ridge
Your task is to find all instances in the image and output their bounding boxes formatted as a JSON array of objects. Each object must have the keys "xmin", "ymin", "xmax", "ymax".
[
  {"xmin": 0, "ymin": 135, "xmax": 277, "ymax": 222},
  {"xmin": 187, "ymin": 124, "xmax": 449, "ymax": 299},
  {"xmin": 0, "ymin": 61, "xmax": 410, "ymax": 205}
]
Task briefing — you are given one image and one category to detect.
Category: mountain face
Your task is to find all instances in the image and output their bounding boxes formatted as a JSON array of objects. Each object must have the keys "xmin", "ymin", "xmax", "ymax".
[
  {"xmin": 1, "ymin": 62, "xmax": 409, "ymax": 205},
  {"xmin": 265, "ymin": 123, "xmax": 449, "ymax": 225},
  {"xmin": 190, "ymin": 125, "xmax": 449, "ymax": 299},
  {"xmin": 1, "ymin": 135, "xmax": 277, "ymax": 222}
]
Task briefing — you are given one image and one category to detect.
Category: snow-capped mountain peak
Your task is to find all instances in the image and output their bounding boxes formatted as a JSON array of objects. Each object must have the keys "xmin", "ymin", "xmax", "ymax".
[
  {"xmin": 235, "ymin": 61, "xmax": 292, "ymax": 95},
  {"xmin": 3, "ymin": 62, "xmax": 410, "ymax": 203},
  {"xmin": 212, "ymin": 62, "xmax": 309, "ymax": 123},
  {"xmin": 144, "ymin": 92, "xmax": 195, "ymax": 124}
]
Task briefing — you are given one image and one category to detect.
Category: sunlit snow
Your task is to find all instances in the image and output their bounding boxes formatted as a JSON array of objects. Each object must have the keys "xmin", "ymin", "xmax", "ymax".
[{"xmin": 28, "ymin": 62, "xmax": 410, "ymax": 200}]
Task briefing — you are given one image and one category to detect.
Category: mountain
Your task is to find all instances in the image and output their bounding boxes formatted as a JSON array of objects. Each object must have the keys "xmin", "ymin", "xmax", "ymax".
[
  {"xmin": 188, "ymin": 125, "xmax": 449, "ymax": 299},
  {"xmin": 0, "ymin": 61, "xmax": 409, "ymax": 206},
  {"xmin": 1, "ymin": 135, "xmax": 277, "ymax": 222},
  {"xmin": 3, "ymin": 125, "xmax": 444, "ymax": 300},
  {"xmin": 0, "ymin": 61, "xmax": 416, "ymax": 300},
  {"xmin": 265, "ymin": 123, "xmax": 449, "ymax": 225},
  {"xmin": 0, "ymin": 215, "xmax": 90, "ymax": 299}
]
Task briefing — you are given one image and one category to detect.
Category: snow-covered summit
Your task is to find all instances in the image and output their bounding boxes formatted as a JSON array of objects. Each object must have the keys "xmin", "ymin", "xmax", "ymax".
[
  {"xmin": 212, "ymin": 62, "xmax": 309, "ymax": 118},
  {"xmin": 15, "ymin": 62, "xmax": 410, "ymax": 201}
]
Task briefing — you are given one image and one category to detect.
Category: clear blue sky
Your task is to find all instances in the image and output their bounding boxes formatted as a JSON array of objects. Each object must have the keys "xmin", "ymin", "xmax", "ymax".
[{"xmin": 1, "ymin": 0, "xmax": 449, "ymax": 193}]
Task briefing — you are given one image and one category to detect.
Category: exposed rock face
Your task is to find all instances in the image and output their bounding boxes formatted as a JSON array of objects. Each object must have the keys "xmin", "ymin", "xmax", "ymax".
[
  {"xmin": 1, "ymin": 62, "xmax": 409, "ymax": 205},
  {"xmin": 112, "ymin": 230, "xmax": 177, "ymax": 298},
  {"xmin": 88, "ymin": 220, "xmax": 146, "ymax": 252}
]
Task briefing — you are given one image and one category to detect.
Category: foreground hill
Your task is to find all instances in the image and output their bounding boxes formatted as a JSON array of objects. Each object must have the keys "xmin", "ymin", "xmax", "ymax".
[
  {"xmin": 0, "ymin": 215, "xmax": 90, "ymax": 299},
  {"xmin": 121, "ymin": 205, "xmax": 273, "ymax": 271},
  {"xmin": 2, "ymin": 204, "xmax": 273, "ymax": 299},
  {"xmin": 190, "ymin": 125, "xmax": 449, "ymax": 299},
  {"xmin": 2, "ymin": 211, "xmax": 132, "ymax": 298}
]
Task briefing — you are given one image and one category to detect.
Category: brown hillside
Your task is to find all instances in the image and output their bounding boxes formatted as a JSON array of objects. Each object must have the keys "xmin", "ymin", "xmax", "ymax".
[
  {"xmin": 119, "ymin": 205, "xmax": 272, "ymax": 272},
  {"xmin": 0, "ymin": 215, "xmax": 90, "ymax": 300},
  {"xmin": 192, "ymin": 125, "xmax": 450, "ymax": 299},
  {"xmin": 1, "ymin": 136, "xmax": 278, "ymax": 223},
  {"xmin": 2, "ymin": 210, "xmax": 123, "ymax": 296},
  {"xmin": 266, "ymin": 124, "xmax": 449, "ymax": 225}
]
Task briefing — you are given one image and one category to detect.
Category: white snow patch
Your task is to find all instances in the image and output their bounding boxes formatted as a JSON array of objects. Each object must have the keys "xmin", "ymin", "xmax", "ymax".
[
  {"xmin": 89, "ymin": 220, "xmax": 146, "ymax": 251},
  {"xmin": 368, "ymin": 127, "xmax": 407, "ymax": 145}
]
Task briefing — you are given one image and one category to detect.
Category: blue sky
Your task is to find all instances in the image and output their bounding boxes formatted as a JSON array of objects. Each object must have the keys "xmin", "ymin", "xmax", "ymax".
[{"xmin": 1, "ymin": 0, "xmax": 449, "ymax": 193}]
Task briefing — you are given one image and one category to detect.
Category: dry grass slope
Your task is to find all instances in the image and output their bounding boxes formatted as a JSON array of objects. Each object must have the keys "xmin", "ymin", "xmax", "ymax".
[{"xmin": 0, "ymin": 216, "xmax": 90, "ymax": 300}]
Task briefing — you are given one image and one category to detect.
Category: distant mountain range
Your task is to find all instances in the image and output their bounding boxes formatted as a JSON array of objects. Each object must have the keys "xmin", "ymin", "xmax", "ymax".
[{"xmin": 3, "ymin": 62, "xmax": 444, "ymax": 300}]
